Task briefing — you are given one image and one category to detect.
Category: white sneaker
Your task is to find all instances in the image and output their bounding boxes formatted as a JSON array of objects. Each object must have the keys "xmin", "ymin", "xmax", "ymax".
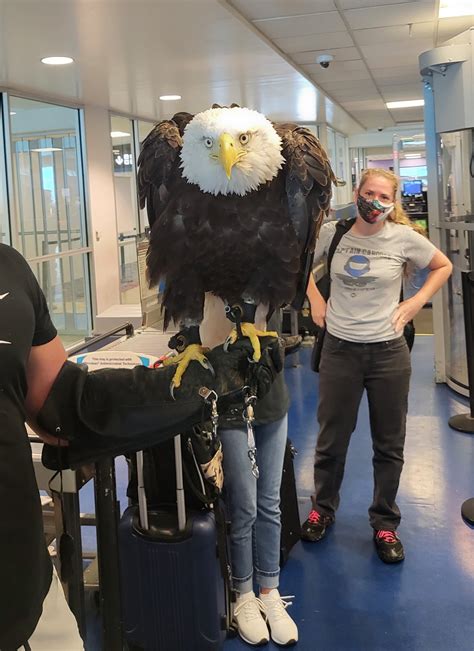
[
  {"xmin": 260, "ymin": 589, "xmax": 298, "ymax": 646},
  {"xmin": 233, "ymin": 590, "xmax": 270, "ymax": 646}
]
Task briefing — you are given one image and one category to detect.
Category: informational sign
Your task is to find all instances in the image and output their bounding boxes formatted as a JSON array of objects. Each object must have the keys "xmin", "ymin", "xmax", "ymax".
[
  {"xmin": 71, "ymin": 350, "xmax": 159, "ymax": 369},
  {"xmin": 113, "ymin": 143, "xmax": 133, "ymax": 173}
]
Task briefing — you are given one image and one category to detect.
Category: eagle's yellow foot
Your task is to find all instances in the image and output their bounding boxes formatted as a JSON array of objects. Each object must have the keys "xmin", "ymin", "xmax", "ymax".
[
  {"xmin": 225, "ymin": 322, "xmax": 278, "ymax": 362},
  {"xmin": 163, "ymin": 344, "xmax": 211, "ymax": 389}
]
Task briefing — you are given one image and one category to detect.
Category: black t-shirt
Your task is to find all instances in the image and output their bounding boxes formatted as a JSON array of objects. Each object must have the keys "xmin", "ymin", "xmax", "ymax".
[{"xmin": 0, "ymin": 244, "xmax": 57, "ymax": 650}]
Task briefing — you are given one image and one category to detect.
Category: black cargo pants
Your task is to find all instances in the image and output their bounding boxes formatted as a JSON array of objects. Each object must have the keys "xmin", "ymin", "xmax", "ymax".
[{"xmin": 312, "ymin": 332, "xmax": 411, "ymax": 530}]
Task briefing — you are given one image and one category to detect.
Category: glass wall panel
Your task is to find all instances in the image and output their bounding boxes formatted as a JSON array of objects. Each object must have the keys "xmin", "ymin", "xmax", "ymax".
[
  {"xmin": 111, "ymin": 115, "xmax": 140, "ymax": 304},
  {"xmin": 9, "ymin": 98, "xmax": 86, "ymax": 257},
  {"xmin": 0, "ymin": 99, "xmax": 9, "ymax": 243},
  {"xmin": 29, "ymin": 252, "xmax": 91, "ymax": 346},
  {"xmin": 7, "ymin": 96, "xmax": 91, "ymax": 343}
]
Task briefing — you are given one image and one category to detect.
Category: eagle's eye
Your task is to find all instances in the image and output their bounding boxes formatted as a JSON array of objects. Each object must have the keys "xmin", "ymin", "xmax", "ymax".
[
  {"xmin": 204, "ymin": 137, "xmax": 214, "ymax": 148},
  {"xmin": 239, "ymin": 133, "xmax": 250, "ymax": 145}
]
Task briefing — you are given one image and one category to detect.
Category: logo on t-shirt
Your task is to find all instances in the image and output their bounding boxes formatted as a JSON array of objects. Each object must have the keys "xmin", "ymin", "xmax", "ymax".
[
  {"xmin": 336, "ymin": 255, "xmax": 377, "ymax": 289},
  {"xmin": 344, "ymin": 255, "xmax": 370, "ymax": 277}
]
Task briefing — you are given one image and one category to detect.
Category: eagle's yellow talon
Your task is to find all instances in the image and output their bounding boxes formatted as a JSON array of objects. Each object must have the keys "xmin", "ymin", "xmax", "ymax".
[
  {"xmin": 164, "ymin": 344, "xmax": 210, "ymax": 388},
  {"xmin": 227, "ymin": 323, "xmax": 278, "ymax": 362}
]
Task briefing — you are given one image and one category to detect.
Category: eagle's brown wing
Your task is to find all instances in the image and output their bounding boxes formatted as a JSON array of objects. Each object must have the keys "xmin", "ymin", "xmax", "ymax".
[
  {"xmin": 137, "ymin": 112, "xmax": 194, "ymax": 228},
  {"xmin": 274, "ymin": 123, "xmax": 336, "ymax": 310}
]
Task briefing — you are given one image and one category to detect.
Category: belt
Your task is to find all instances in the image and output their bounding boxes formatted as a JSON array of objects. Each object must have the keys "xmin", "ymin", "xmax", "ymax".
[{"xmin": 326, "ymin": 332, "xmax": 404, "ymax": 348}]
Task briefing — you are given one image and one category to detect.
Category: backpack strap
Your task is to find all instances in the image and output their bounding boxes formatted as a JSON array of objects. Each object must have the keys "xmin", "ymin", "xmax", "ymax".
[{"xmin": 327, "ymin": 218, "xmax": 356, "ymax": 274}]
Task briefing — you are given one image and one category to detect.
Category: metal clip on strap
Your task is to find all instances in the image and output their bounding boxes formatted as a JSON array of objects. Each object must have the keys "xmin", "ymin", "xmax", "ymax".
[
  {"xmin": 243, "ymin": 390, "xmax": 259, "ymax": 479},
  {"xmin": 199, "ymin": 387, "xmax": 219, "ymax": 438}
]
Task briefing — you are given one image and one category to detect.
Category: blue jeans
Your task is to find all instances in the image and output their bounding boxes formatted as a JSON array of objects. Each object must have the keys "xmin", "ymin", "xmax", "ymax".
[{"xmin": 220, "ymin": 416, "xmax": 288, "ymax": 594}]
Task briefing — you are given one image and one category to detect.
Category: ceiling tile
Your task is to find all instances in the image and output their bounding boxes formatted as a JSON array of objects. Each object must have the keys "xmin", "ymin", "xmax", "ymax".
[
  {"xmin": 330, "ymin": 86, "xmax": 382, "ymax": 101},
  {"xmin": 308, "ymin": 59, "xmax": 368, "ymax": 73},
  {"xmin": 371, "ymin": 64, "xmax": 421, "ymax": 82},
  {"xmin": 341, "ymin": 98, "xmax": 387, "ymax": 110},
  {"xmin": 349, "ymin": 109, "xmax": 395, "ymax": 128},
  {"xmin": 378, "ymin": 82, "xmax": 424, "ymax": 100},
  {"xmin": 353, "ymin": 21, "xmax": 434, "ymax": 46},
  {"xmin": 321, "ymin": 78, "xmax": 379, "ymax": 90},
  {"xmin": 390, "ymin": 107, "xmax": 425, "ymax": 123},
  {"xmin": 338, "ymin": 0, "xmax": 415, "ymax": 7},
  {"xmin": 254, "ymin": 11, "xmax": 345, "ymax": 39},
  {"xmin": 274, "ymin": 31, "xmax": 354, "ymax": 52},
  {"xmin": 333, "ymin": 92, "xmax": 382, "ymax": 103},
  {"xmin": 360, "ymin": 38, "xmax": 433, "ymax": 67},
  {"xmin": 229, "ymin": 0, "xmax": 337, "ymax": 21},
  {"xmin": 308, "ymin": 59, "xmax": 372, "ymax": 81},
  {"xmin": 344, "ymin": 1, "xmax": 436, "ymax": 30},
  {"xmin": 436, "ymin": 17, "xmax": 474, "ymax": 45},
  {"xmin": 292, "ymin": 46, "xmax": 360, "ymax": 64}
]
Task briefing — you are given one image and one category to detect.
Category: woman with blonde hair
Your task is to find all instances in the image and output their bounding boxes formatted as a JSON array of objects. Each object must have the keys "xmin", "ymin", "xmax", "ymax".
[{"xmin": 301, "ymin": 168, "xmax": 452, "ymax": 562}]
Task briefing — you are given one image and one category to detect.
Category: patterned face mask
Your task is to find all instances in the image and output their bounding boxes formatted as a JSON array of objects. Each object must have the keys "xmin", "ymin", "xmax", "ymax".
[{"xmin": 357, "ymin": 194, "xmax": 394, "ymax": 224}]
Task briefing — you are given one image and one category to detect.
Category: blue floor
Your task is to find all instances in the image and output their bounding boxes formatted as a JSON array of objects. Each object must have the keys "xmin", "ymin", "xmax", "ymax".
[{"xmin": 84, "ymin": 336, "xmax": 474, "ymax": 650}]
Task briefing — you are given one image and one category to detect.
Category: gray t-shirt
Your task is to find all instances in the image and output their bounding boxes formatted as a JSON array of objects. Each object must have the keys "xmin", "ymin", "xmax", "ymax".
[{"xmin": 314, "ymin": 220, "xmax": 437, "ymax": 343}]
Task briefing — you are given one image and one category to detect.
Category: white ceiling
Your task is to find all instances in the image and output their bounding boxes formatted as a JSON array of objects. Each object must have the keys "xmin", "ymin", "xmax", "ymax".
[
  {"xmin": 0, "ymin": 0, "xmax": 360, "ymax": 134},
  {"xmin": 0, "ymin": 0, "xmax": 472, "ymax": 135},
  {"xmin": 227, "ymin": 0, "xmax": 474, "ymax": 128}
]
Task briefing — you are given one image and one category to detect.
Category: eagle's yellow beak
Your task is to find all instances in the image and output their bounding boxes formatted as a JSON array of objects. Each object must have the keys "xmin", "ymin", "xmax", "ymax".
[{"xmin": 218, "ymin": 133, "xmax": 239, "ymax": 179}]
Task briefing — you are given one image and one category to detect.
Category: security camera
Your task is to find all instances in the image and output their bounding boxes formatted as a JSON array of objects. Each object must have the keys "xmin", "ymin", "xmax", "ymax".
[
  {"xmin": 377, "ymin": 127, "xmax": 384, "ymax": 132},
  {"xmin": 316, "ymin": 54, "xmax": 334, "ymax": 69}
]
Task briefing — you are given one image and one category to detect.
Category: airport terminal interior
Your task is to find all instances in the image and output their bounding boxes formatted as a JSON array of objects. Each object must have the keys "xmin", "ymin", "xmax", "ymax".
[{"xmin": 0, "ymin": 0, "xmax": 473, "ymax": 649}]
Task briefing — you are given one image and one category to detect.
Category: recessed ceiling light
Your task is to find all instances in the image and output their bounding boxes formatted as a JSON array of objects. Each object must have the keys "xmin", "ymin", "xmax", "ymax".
[
  {"xmin": 31, "ymin": 147, "xmax": 63, "ymax": 153},
  {"xmin": 110, "ymin": 131, "xmax": 130, "ymax": 138},
  {"xmin": 41, "ymin": 56, "xmax": 74, "ymax": 65},
  {"xmin": 439, "ymin": 0, "xmax": 474, "ymax": 18},
  {"xmin": 159, "ymin": 95, "xmax": 182, "ymax": 101},
  {"xmin": 386, "ymin": 100, "xmax": 424, "ymax": 109}
]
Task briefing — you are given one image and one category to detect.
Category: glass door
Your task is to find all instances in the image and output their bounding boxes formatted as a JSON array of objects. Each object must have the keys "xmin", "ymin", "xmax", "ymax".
[
  {"xmin": 111, "ymin": 115, "xmax": 140, "ymax": 304},
  {"xmin": 6, "ymin": 95, "xmax": 92, "ymax": 345}
]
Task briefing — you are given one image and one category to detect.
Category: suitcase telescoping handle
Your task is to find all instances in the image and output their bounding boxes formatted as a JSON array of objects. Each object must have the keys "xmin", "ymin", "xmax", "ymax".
[{"xmin": 136, "ymin": 435, "xmax": 187, "ymax": 532}]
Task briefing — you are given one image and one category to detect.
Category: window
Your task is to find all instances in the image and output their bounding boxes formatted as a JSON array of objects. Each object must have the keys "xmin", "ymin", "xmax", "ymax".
[
  {"xmin": 7, "ymin": 96, "xmax": 91, "ymax": 345},
  {"xmin": 111, "ymin": 115, "xmax": 141, "ymax": 304},
  {"xmin": 0, "ymin": 101, "xmax": 9, "ymax": 243}
]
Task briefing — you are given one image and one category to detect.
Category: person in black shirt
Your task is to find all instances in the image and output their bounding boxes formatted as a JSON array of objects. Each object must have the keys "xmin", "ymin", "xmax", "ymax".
[
  {"xmin": 0, "ymin": 243, "xmax": 82, "ymax": 650},
  {"xmin": 0, "ymin": 243, "xmax": 284, "ymax": 650}
]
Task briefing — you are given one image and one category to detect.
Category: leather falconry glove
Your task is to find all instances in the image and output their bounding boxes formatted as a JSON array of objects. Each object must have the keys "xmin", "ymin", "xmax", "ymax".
[{"xmin": 39, "ymin": 336, "xmax": 283, "ymax": 470}]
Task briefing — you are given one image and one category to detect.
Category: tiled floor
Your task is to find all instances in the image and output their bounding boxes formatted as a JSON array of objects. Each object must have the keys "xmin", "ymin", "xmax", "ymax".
[{"xmin": 84, "ymin": 336, "xmax": 474, "ymax": 650}]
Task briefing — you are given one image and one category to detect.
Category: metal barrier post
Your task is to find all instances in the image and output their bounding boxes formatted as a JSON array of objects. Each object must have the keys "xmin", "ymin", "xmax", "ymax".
[{"xmin": 449, "ymin": 271, "xmax": 474, "ymax": 433}]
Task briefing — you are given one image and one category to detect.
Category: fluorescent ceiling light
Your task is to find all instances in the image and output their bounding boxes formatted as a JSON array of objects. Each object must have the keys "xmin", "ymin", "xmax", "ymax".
[
  {"xmin": 159, "ymin": 95, "xmax": 181, "ymax": 101},
  {"xmin": 31, "ymin": 147, "xmax": 63, "ymax": 152},
  {"xmin": 404, "ymin": 153, "xmax": 423, "ymax": 158},
  {"xmin": 9, "ymin": 112, "xmax": 16, "ymax": 116},
  {"xmin": 41, "ymin": 56, "xmax": 74, "ymax": 65},
  {"xmin": 405, "ymin": 140, "xmax": 426, "ymax": 146},
  {"xmin": 386, "ymin": 100, "xmax": 424, "ymax": 109},
  {"xmin": 110, "ymin": 131, "xmax": 130, "ymax": 138},
  {"xmin": 439, "ymin": 0, "xmax": 474, "ymax": 18}
]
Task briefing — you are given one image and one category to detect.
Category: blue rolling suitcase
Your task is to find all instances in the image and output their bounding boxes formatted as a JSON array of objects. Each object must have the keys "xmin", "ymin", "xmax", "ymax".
[{"xmin": 119, "ymin": 436, "xmax": 230, "ymax": 651}]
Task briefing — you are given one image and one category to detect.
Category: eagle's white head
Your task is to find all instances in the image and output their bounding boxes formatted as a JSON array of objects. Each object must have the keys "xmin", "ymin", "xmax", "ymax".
[{"xmin": 179, "ymin": 106, "xmax": 284, "ymax": 196}]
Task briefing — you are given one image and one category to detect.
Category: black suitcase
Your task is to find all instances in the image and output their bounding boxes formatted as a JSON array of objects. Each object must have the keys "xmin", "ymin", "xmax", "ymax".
[
  {"xmin": 119, "ymin": 437, "xmax": 231, "ymax": 651},
  {"xmin": 280, "ymin": 439, "xmax": 301, "ymax": 566}
]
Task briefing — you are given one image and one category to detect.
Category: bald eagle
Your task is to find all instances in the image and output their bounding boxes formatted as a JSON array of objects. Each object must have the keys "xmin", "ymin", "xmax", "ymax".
[{"xmin": 138, "ymin": 105, "xmax": 335, "ymax": 386}]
